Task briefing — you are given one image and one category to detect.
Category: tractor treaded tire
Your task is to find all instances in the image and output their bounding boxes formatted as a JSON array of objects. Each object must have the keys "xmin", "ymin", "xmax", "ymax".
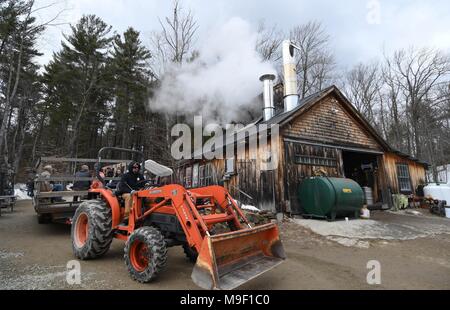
[
  {"xmin": 182, "ymin": 243, "xmax": 198, "ymax": 263},
  {"xmin": 71, "ymin": 199, "xmax": 113, "ymax": 260},
  {"xmin": 124, "ymin": 227, "xmax": 168, "ymax": 283}
]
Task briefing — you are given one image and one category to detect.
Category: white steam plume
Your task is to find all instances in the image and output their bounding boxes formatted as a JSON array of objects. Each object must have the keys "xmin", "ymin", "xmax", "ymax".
[{"xmin": 149, "ymin": 17, "xmax": 276, "ymax": 124}]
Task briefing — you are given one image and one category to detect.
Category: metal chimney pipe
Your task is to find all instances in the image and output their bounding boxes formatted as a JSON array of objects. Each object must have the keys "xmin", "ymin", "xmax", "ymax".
[
  {"xmin": 282, "ymin": 40, "xmax": 299, "ymax": 112},
  {"xmin": 259, "ymin": 74, "xmax": 276, "ymax": 121}
]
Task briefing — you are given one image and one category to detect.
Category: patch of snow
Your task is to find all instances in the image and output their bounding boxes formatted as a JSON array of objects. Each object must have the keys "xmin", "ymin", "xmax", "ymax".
[
  {"xmin": 234, "ymin": 200, "xmax": 260, "ymax": 212},
  {"xmin": 241, "ymin": 204, "xmax": 260, "ymax": 212},
  {"xmin": 14, "ymin": 183, "xmax": 31, "ymax": 201}
]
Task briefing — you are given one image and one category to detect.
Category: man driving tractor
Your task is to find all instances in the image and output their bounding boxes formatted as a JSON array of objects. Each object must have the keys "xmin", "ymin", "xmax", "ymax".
[
  {"xmin": 117, "ymin": 161, "xmax": 145, "ymax": 221},
  {"xmin": 70, "ymin": 147, "xmax": 285, "ymax": 290}
]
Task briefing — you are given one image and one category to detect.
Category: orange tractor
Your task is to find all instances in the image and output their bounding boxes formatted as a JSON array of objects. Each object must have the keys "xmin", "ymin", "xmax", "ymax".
[{"xmin": 71, "ymin": 147, "xmax": 286, "ymax": 290}]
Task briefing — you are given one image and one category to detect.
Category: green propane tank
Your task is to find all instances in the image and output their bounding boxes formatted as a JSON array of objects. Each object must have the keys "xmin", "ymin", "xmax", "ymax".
[{"xmin": 298, "ymin": 177, "xmax": 364, "ymax": 221}]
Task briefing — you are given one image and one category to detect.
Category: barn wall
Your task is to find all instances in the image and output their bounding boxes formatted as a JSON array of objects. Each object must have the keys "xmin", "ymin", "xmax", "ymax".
[
  {"xmin": 231, "ymin": 136, "xmax": 280, "ymax": 211},
  {"xmin": 283, "ymin": 141, "xmax": 344, "ymax": 213},
  {"xmin": 383, "ymin": 152, "xmax": 427, "ymax": 194},
  {"xmin": 175, "ymin": 136, "xmax": 281, "ymax": 212}
]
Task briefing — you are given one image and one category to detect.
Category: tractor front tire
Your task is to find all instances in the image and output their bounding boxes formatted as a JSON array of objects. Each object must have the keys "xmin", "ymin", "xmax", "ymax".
[
  {"xmin": 124, "ymin": 227, "xmax": 168, "ymax": 283},
  {"xmin": 71, "ymin": 200, "xmax": 113, "ymax": 260},
  {"xmin": 182, "ymin": 243, "xmax": 198, "ymax": 263}
]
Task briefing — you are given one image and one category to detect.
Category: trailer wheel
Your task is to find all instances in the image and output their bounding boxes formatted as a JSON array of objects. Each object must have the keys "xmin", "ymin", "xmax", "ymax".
[
  {"xmin": 124, "ymin": 227, "xmax": 167, "ymax": 283},
  {"xmin": 182, "ymin": 243, "xmax": 198, "ymax": 263},
  {"xmin": 71, "ymin": 200, "xmax": 113, "ymax": 260}
]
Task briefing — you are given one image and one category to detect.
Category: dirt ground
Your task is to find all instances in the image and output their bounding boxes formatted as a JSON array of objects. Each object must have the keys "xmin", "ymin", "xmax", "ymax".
[{"xmin": 1, "ymin": 200, "xmax": 449, "ymax": 290}]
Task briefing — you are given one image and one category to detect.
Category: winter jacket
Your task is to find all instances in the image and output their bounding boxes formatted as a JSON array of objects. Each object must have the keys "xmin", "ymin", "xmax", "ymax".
[
  {"xmin": 117, "ymin": 163, "xmax": 145, "ymax": 194},
  {"xmin": 73, "ymin": 171, "xmax": 91, "ymax": 190},
  {"xmin": 39, "ymin": 170, "xmax": 52, "ymax": 192}
]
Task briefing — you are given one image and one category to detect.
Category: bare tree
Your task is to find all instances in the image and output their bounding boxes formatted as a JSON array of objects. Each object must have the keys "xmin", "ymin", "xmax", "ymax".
[
  {"xmin": 343, "ymin": 62, "xmax": 382, "ymax": 125},
  {"xmin": 387, "ymin": 47, "xmax": 450, "ymax": 158},
  {"xmin": 256, "ymin": 20, "xmax": 283, "ymax": 63},
  {"xmin": 148, "ymin": 30, "xmax": 168, "ymax": 80},
  {"xmin": 382, "ymin": 56, "xmax": 404, "ymax": 150},
  {"xmin": 148, "ymin": 0, "xmax": 199, "ymax": 168},
  {"xmin": 289, "ymin": 21, "xmax": 335, "ymax": 98},
  {"xmin": 158, "ymin": 0, "xmax": 198, "ymax": 66}
]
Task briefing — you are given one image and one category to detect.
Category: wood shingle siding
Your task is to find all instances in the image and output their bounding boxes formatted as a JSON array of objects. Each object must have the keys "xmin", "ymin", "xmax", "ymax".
[{"xmin": 283, "ymin": 96, "xmax": 382, "ymax": 150}]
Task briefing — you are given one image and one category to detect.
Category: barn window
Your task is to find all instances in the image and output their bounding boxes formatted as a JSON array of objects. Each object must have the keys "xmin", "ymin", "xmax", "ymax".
[
  {"xmin": 295, "ymin": 155, "xmax": 337, "ymax": 167},
  {"xmin": 226, "ymin": 158, "xmax": 235, "ymax": 174},
  {"xmin": 206, "ymin": 164, "xmax": 213, "ymax": 185},
  {"xmin": 178, "ymin": 167, "xmax": 185, "ymax": 186},
  {"xmin": 184, "ymin": 166, "xmax": 192, "ymax": 188},
  {"xmin": 199, "ymin": 165, "xmax": 205, "ymax": 186},
  {"xmin": 396, "ymin": 163, "xmax": 412, "ymax": 192},
  {"xmin": 192, "ymin": 164, "xmax": 199, "ymax": 188},
  {"xmin": 199, "ymin": 164, "xmax": 213, "ymax": 186}
]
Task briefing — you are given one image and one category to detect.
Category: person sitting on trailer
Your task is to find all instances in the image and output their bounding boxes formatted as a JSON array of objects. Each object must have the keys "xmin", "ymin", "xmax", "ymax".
[
  {"xmin": 106, "ymin": 167, "xmax": 114, "ymax": 178},
  {"xmin": 117, "ymin": 162, "xmax": 145, "ymax": 222},
  {"xmin": 106, "ymin": 168, "xmax": 122, "ymax": 190},
  {"xmin": 39, "ymin": 165, "xmax": 62, "ymax": 202},
  {"xmin": 49, "ymin": 167, "xmax": 65, "ymax": 202},
  {"xmin": 73, "ymin": 165, "xmax": 91, "ymax": 202},
  {"xmin": 39, "ymin": 165, "xmax": 53, "ymax": 193},
  {"xmin": 115, "ymin": 168, "xmax": 123, "ymax": 178},
  {"xmin": 73, "ymin": 165, "xmax": 91, "ymax": 190}
]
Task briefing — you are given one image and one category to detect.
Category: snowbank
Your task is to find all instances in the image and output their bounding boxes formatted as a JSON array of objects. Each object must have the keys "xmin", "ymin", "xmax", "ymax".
[
  {"xmin": 233, "ymin": 199, "xmax": 260, "ymax": 213},
  {"xmin": 14, "ymin": 184, "xmax": 31, "ymax": 201},
  {"xmin": 241, "ymin": 204, "xmax": 260, "ymax": 213}
]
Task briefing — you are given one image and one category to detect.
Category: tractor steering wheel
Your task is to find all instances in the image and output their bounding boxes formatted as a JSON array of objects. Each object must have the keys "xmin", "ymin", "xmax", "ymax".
[{"xmin": 136, "ymin": 179, "xmax": 151, "ymax": 189}]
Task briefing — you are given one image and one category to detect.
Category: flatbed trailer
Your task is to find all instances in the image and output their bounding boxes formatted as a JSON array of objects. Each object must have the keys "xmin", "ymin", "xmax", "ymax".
[{"xmin": 33, "ymin": 156, "xmax": 133, "ymax": 224}]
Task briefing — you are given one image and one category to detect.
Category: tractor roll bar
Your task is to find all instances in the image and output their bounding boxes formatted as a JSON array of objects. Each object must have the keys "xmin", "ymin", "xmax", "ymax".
[{"xmin": 96, "ymin": 147, "xmax": 145, "ymax": 184}]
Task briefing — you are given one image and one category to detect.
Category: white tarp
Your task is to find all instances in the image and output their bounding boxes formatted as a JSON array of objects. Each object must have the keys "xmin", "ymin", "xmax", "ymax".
[{"xmin": 144, "ymin": 160, "xmax": 173, "ymax": 177}]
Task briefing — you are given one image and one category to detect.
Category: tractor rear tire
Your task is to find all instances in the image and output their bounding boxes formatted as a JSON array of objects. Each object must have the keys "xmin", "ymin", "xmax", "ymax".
[
  {"xmin": 182, "ymin": 243, "xmax": 198, "ymax": 263},
  {"xmin": 71, "ymin": 199, "xmax": 113, "ymax": 260},
  {"xmin": 124, "ymin": 227, "xmax": 168, "ymax": 283}
]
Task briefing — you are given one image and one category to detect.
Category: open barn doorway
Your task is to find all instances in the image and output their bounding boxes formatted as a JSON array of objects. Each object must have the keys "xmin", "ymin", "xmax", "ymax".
[{"xmin": 342, "ymin": 150, "xmax": 381, "ymax": 206}]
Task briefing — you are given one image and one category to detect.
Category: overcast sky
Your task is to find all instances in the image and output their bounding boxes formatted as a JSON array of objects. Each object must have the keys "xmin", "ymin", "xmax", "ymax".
[{"xmin": 34, "ymin": 0, "xmax": 450, "ymax": 70}]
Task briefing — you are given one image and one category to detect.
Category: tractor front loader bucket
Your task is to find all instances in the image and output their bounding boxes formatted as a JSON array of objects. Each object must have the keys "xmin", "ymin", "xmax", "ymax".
[{"xmin": 192, "ymin": 222, "xmax": 286, "ymax": 290}]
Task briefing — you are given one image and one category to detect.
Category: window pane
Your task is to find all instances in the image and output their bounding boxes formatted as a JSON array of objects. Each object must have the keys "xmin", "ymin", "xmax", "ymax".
[
  {"xmin": 185, "ymin": 167, "xmax": 192, "ymax": 188},
  {"xmin": 192, "ymin": 164, "xmax": 199, "ymax": 188},
  {"xmin": 396, "ymin": 163, "xmax": 411, "ymax": 192},
  {"xmin": 226, "ymin": 158, "xmax": 235, "ymax": 174}
]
